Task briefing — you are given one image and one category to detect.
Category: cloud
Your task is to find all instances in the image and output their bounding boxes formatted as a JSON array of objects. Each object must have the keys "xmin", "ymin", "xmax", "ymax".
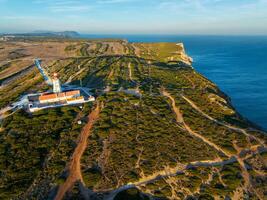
[
  {"xmin": 2, "ymin": 16, "xmax": 31, "ymax": 20},
  {"xmin": 2, "ymin": 0, "xmax": 267, "ymax": 34},
  {"xmin": 97, "ymin": 0, "xmax": 136, "ymax": 4},
  {"xmin": 33, "ymin": 0, "xmax": 91, "ymax": 12},
  {"xmin": 49, "ymin": 5, "xmax": 91, "ymax": 12}
]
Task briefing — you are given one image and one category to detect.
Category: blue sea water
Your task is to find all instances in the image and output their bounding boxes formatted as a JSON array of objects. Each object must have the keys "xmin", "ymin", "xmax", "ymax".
[{"xmin": 81, "ymin": 34, "xmax": 267, "ymax": 130}]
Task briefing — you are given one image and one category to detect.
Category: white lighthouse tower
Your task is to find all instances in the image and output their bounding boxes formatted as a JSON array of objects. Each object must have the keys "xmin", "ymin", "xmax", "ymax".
[{"xmin": 52, "ymin": 72, "xmax": 62, "ymax": 93}]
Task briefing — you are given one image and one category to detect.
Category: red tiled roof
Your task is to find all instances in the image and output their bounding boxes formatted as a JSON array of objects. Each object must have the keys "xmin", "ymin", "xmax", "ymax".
[
  {"xmin": 39, "ymin": 93, "xmax": 57, "ymax": 101},
  {"xmin": 67, "ymin": 96, "xmax": 84, "ymax": 101},
  {"xmin": 57, "ymin": 93, "xmax": 65, "ymax": 98},
  {"xmin": 38, "ymin": 90, "xmax": 80, "ymax": 101},
  {"xmin": 65, "ymin": 90, "xmax": 80, "ymax": 97}
]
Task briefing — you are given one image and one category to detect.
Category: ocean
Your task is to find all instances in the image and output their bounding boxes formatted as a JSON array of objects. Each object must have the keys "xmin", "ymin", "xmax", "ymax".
[{"xmin": 81, "ymin": 34, "xmax": 267, "ymax": 130}]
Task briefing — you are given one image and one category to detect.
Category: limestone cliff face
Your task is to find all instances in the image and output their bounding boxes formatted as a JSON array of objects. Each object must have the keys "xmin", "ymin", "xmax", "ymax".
[{"xmin": 176, "ymin": 43, "xmax": 193, "ymax": 65}]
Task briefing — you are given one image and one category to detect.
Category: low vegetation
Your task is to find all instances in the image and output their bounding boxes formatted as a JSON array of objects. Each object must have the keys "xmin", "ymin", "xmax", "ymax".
[{"xmin": 0, "ymin": 39, "xmax": 266, "ymax": 200}]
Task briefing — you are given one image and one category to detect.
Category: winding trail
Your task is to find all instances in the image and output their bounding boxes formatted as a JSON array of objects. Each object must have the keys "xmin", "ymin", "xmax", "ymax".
[
  {"xmin": 232, "ymin": 142, "xmax": 264, "ymax": 200},
  {"xmin": 104, "ymin": 157, "xmax": 237, "ymax": 200},
  {"xmin": 54, "ymin": 88, "xmax": 265, "ymax": 200},
  {"xmin": 102, "ymin": 89, "xmax": 267, "ymax": 200},
  {"xmin": 181, "ymin": 95, "xmax": 242, "ymax": 131},
  {"xmin": 182, "ymin": 74, "xmax": 195, "ymax": 89},
  {"xmin": 181, "ymin": 95, "xmax": 265, "ymax": 146},
  {"xmin": 54, "ymin": 103, "xmax": 101, "ymax": 200},
  {"xmin": 162, "ymin": 89, "xmax": 231, "ymax": 157},
  {"xmin": 162, "ymin": 90, "xmax": 183, "ymax": 124},
  {"xmin": 162, "ymin": 89, "xmax": 266, "ymax": 199},
  {"xmin": 104, "ymin": 143, "xmax": 266, "ymax": 200},
  {"xmin": 128, "ymin": 62, "xmax": 133, "ymax": 81},
  {"xmin": 66, "ymin": 68, "xmax": 86, "ymax": 84},
  {"xmin": 108, "ymin": 67, "xmax": 114, "ymax": 79}
]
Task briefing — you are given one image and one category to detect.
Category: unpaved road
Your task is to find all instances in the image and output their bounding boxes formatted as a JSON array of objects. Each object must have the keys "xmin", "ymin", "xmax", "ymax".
[
  {"xmin": 128, "ymin": 62, "xmax": 133, "ymax": 81},
  {"xmin": 162, "ymin": 89, "xmax": 266, "ymax": 200},
  {"xmin": 162, "ymin": 90, "xmax": 183, "ymax": 123},
  {"xmin": 181, "ymin": 95, "xmax": 265, "ymax": 145},
  {"xmin": 105, "ymin": 157, "xmax": 237, "ymax": 200},
  {"xmin": 65, "ymin": 68, "xmax": 86, "ymax": 84},
  {"xmin": 104, "ymin": 142, "xmax": 266, "ymax": 200},
  {"xmin": 55, "ymin": 103, "xmax": 101, "ymax": 200},
  {"xmin": 162, "ymin": 89, "xmax": 231, "ymax": 157}
]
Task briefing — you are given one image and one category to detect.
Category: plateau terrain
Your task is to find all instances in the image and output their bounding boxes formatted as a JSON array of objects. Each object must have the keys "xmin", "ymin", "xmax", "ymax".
[{"xmin": 0, "ymin": 38, "xmax": 266, "ymax": 200}]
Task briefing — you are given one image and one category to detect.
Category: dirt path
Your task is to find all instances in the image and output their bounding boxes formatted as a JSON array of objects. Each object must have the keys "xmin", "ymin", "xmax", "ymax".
[
  {"xmin": 162, "ymin": 89, "xmax": 231, "ymax": 157},
  {"xmin": 232, "ymin": 142, "xmax": 250, "ymax": 188},
  {"xmin": 65, "ymin": 58, "xmax": 95, "ymax": 84},
  {"xmin": 131, "ymin": 44, "xmax": 141, "ymax": 57},
  {"xmin": 135, "ymin": 147, "xmax": 145, "ymax": 178},
  {"xmin": 183, "ymin": 123, "xmax": 231, "ymax": 157},
  {"xmin": 104, "ymin": 157, "xmax": 237, "ymax": 200},
  {"xmin": 0, "ymin": 106, "xmax": 13, "ymax": 118},
  {"xmin": 181, "ymin": 95, "xmax": 265, "ymax": 146},
  {"xmin": 132, "ymin": 158, "xmax": 235, "ymax": 187},
  {"xmin": 108, "ymin": 67, "xmax": 114, "ymax": 79},
  {"xmin": 163, "ymin": 91, "xmax": 265, "ymax": 199},
  {"xmin": 0, "ymin": 64, "xmax": 35, "ymax": 88},
  {"xmin": 162, "ymin": 90, "xmax": 183, "ymax": 123},
  {"xmin": 104, "ymin": 143, "xmax": 264, "ymax": 199},
  {"xmin": 182, "ymin": 74, "xmax": 195, "ymax": 89},
  {"xmin": 103, "ymin": 89, "xmax": 266, "ymax": 199},
  {"xmin": 66, "ymin": 68, "xmax": 86, "ymax": 84},
  {"xmin": 54, "ymin": 103, "xmax": 101, "ymax": 200},
  {"xmin": 232, "ymin": 142, "xmax": 264, "ymax": 200},
  {"xmin": 128, "ymin": 62, "xmax": 133, "ymax": 81}
]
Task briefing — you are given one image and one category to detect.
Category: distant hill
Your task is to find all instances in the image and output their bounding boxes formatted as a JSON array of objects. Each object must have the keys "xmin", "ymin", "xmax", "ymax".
[{"xmin": 1, "ymin": 31, "xmax": 80, "ymax": 38}]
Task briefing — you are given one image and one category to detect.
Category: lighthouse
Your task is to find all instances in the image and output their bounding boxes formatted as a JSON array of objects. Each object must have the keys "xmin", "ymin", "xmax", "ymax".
[{"xmin": 52, "ymin": 73, "xmax": 62, "ymax": 93}]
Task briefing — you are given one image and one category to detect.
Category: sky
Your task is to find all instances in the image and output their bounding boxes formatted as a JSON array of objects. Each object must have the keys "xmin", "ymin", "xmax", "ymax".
[{"xmin": 0, "ymin": 0, "xmax": 267, "ymax": 35}]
